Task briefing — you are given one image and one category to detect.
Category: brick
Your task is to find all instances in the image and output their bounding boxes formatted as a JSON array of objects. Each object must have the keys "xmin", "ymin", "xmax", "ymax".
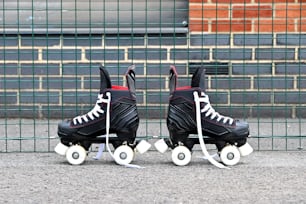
[
  {"xmin": 189, "ymin": 0, "xmax": 208, "ymax": 2},
  {"xmin": 0, "ymin": 49, "xmax": 38, "ymax": 61},
  {"xmin": 189, "ymin": 19, "xmax": 209, "ymax": 32},
  {"xmin": 148, "ymin": 34, "xmax": 187, "ymax": 46},
  {"xmin": 205, "ymin": 91, "xmax": 228, "ymax": 104},
  {"xmin": 232, "ymin": 63, "xmax": 272, "ymax": 75},
  {"xmin": 295, "ymin": 106, "xmax": 306, "ymax": 118},
  {"xmin": 171, "ymin": 48, "xmax": 209, "ymax": 60},
  {"xmin": 211, "ymin": 77, "xmax": 251, "ymax": 89},
  {"xmin": 21, "ymin": 34, "xmax": 60, "ymax": 47},
  {"xmin": 21, "ymin": 63, "xmax": 60, "ymax": 75},
  {"xmin": 136, "ymin": 77, "xmax": 167, "ymax": 90},
  {"xmin": 146, "ymin": 91, "xmax": 169, "ymax": 104},
  {"xmin": 42, "ymin": 49, "xmax": 81, "ymax": 61},
  {"xmin": 274, "ymin": 92, "xmax": 306, "ymax": 103},
  {"xmin": 254, "ymin": 77, "xmax": 294, "ymax": 89},
  {"xmin": 146, "ymin": 63, "xmax": 187, "ymax": 75},
  {"xmin": 83, "ymin": 77, "xmax": 100, "ymax": 91},
  {"xmin": 189, "ymin": 62, "xmax": 229, "ymax": 75},
  {"xmin": 212, "ymin": 20, "xmax": 252, "ymax": 32},
  {"xmin": 128, "ymin": 48, "xmax": 167, "ymax": 60},
  {"xmin": 41, "ymin": 105, "xmax": 66, "ymax": 119},
  {"xmin": 0, "ymin": 63, "xmax": 18, "ymax": 75},
  {"xmin": 297, "ymin": 20, "xmax": 306, "ymax": 32},
  {"xmin": 62, "ymin": 91, "xmax": 96, "ymax": 104},
  {"xmin": 19, "ymin": 91, "xmax": 60, "ymax": 104},
  {"xmin": 212, "ymin": 0, "xmax": 251, "ymax": 3},
  {"xmin": 106, "ymin": 63, "xmax": 144, "ymax": 75},
  {"xmin": 251, "ymin": 106, "xmax": 292, "ymax": 118},
  {"xmin": 255, "ymin": 0, "xmax": 294, "ymax": 2},
  {"xmin": 83, "ymin": 76, "xmax": 128, "ymax": 90},
  {"xmin": 209, "ymin": 106, "xmax": 251, "ymax": 119},
  {"xmin": 275, "ymin": 5, "xmax": 306, "ymax": 18},
  {"xmin": 189, "ymin": 5, "xmax": 228, "ymax": 18},
  {"xmin": 0, "ymin": 35, "xmax": 18, "ymax": 46},
  {"xmin": 297, "ymin": 77, "xmax": 306, "ymax": 89},
  {"xmin": 233, "ymin": 5, "xmax": 272, "ymax": 18},
  {"xmin": 135, "ymin": 92, "xmax": 144, "ymax": 104},
  {"xmin": 42, "ymin": 105, "xmax": 92, "ymax": 119},
  {"xmin": 42, "ymin": 77, "xmax": 81, "ymax": 89},
  {"xmin": 213, "ymin": 48, "xmax": 252, "ymax": 60},
  {"xmin": 0, "ymin": 92, "xmax": 17, "ymax": 104},
  {"xmin": 231, "ymin": 92, "xmax": 271, "ymax": 104},
  {"xmin": 254, "ymin": 20, "xmax": 295, "ymax": 32},
  {"xmin": 175, "ymin": 76, "xmax": 192, "ymax": 87},
  {"xmin": 86, "ymin": 49, "xmax": 125, "ymax": 61},
  {"xmin": 275, "ymin": 63, "xmax": 306, "ymax": 75},
  {"xmin": 62, "ymin": 63, "xmax": 101, "ymax": 75},
  {"xmin": 277, "ymin": 34, "xmax": 306, "ymax": 45},
  {"xmin": 255, "ymin": 48, "xmax": 295, "ymax": 60},
  {"xmin": 105, "ymin": 34, "xmax": 144, "ymax": 46},
  {"xmin": 63, "ymin": 34, "xmax": 102, "ymax": 47},
  {"xmin": 0, "ymin": 105, "xmax": 40, "ymax": 118},
  {"xmin": 0, "ymin": 77, "xmax": 39, "ymax": 89},
  {"xmin": 234, "ymin": 34, "xmax": 273, "ymax": 46},
  {"xmin": 298, "ymin": 48, "xmax": 306, "ymax": 60},
  {"xmin": 190, "ymin": 34, "xmax": 230, "ymax": 46}
]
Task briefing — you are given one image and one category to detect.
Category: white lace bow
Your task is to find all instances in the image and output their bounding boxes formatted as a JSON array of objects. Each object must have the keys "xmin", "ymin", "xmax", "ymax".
[
  {"xmin": 73, "ymin": 94, "xmax": 108, "ymax": 125},
  {"xmin": 200, "ymin": 92, "xmax": 234, "ymax": 125}
]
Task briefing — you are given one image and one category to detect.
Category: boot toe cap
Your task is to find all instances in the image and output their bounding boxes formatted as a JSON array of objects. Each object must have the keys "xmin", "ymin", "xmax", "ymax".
[
  {"xmin": 233, "ymin": 120, "xmax": 249, "ymax": 137},
  {"xmin": 57, "ymin": 120, "xmax": 76, "ymax": 137}
]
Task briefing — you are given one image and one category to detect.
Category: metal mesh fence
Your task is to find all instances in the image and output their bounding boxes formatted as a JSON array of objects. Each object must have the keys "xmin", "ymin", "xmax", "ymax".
[{"xmin": 0, "ymin": 0, "xmax": 305, "ymax": 152}]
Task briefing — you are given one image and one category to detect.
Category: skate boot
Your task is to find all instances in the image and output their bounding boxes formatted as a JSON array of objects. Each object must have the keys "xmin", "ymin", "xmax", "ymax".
[
  {"xmin": 55, "ymin": 65, "xmax": 151, "ymax": 165},
  {"xmin": 154, "ymin": 65, "xmax": 253, "ymax": 168}
]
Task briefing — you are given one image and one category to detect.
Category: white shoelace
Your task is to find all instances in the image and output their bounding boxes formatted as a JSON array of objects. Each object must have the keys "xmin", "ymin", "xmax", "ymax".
[
  {"xmin": 73, "ymin": 94, "xmax": 107, "ymax": 125},
  {"xmin": 200, "ymin": 92, "xmax": 234, "ymax": 125}
]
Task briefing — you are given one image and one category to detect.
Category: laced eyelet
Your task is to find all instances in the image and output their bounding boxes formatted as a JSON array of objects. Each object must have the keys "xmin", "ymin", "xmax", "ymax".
[
  {"xmin": 199, "ymin": 93, "xmax": 234, "ymax": 125},
  {"xmin": 73, "ymin": 94, "xmax": 106, "ymax": 125}
]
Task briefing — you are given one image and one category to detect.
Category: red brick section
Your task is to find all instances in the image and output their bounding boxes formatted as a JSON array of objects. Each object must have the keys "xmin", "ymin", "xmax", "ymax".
[
  {"xmin": 232, "ymin": 5, "xmax": 272, "ymax": 18},
  {"xmin": 189, "ymin": 0, "xmax": 305, "ymax": 33},
  {"xmin": 212, "ymin": 20, "xmax": 252, "ymax": 32},
  {"xmin": 254, "ymin": 19, "xmax": 295, "ymax": 32},
  {"xmin": 189, "ymin": 5, "xmax": 229, "ymax": 18}
]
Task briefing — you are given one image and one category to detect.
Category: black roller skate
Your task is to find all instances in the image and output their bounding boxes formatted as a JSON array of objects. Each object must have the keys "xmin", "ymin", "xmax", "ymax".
[
  {"xmin": 154, "ymin": 65, "xmax": 253, "ymax": 168},
  {"xmin": 55, "ymin": 65, "xmax": 151, "ymax": 165}
]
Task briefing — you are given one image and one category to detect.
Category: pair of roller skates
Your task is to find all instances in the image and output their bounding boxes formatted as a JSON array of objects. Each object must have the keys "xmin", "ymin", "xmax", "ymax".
[{"xmin": 54, "ymin": 65, "xmax": 253, "ymax": 168}]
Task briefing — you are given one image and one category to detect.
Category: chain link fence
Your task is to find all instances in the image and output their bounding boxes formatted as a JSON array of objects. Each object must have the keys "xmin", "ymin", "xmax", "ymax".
[{"xmin": 0, "ymin": 0, "xmax": 305, "ymax": 152}]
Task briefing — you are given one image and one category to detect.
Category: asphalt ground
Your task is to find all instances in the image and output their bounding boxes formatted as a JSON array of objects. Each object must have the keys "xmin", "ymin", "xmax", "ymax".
[
  {"xmin": 0, "ymin": 150, "xmax": 305, "ymax": 204},
  {"xmin": 0, "ymin": 119, "xmax": 305, "ymax": 203}
]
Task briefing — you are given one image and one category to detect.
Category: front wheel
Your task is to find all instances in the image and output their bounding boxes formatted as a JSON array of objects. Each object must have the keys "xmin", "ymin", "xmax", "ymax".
[
  {"xmin": 219, "ymin": 145, "xmax": 241, "ymax": 166},
  {"xmin": 66, "ymin": 145, "xmax": 87, "ymax": 165},
  {"xmin": 171, "ymin": 146, "xmax": 192, "ymax": 166}
]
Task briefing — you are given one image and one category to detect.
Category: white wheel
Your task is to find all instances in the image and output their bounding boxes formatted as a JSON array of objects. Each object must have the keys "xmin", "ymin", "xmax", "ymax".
[
  {"xmin": 220, "ymin": 145, "xmax": 241, "ymax": 166},
  {"xmin": 114, "ymin": 145, "xmax": 134, "ymax": 165},
  {"xmin": 66, "ymin": 145, "xmax": 87, "ymax": 165},
  {"xmin": 171, "ymin": 146, "xmax": 192, "ymax": 166}
]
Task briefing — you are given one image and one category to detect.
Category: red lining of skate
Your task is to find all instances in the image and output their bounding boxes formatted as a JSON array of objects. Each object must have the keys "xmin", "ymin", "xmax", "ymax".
[
  {"xmin": 176, "ymin": 86, "xmax": 191, "ymax": 90},
  {"xmin": 111, "ymin": 85, "xmax": 128, "ymax": 90}
]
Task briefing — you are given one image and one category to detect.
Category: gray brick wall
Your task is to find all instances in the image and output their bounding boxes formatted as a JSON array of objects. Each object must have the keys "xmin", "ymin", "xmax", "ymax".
[{"xmin": 0, "ymin": 33, "xmax": 305, "ymax": 118}]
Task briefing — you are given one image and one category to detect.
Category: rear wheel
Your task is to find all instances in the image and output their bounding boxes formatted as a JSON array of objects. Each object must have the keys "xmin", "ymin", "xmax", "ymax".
[{"xmin": 114, "ymin": 145, "xmax": 135, "ymax": 165}]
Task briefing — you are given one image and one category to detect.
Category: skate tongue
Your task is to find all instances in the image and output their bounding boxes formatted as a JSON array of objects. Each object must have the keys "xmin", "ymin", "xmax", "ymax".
[{"xmin": 99, "ymin": 65, "xmax": 112, "ymax": 93}]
